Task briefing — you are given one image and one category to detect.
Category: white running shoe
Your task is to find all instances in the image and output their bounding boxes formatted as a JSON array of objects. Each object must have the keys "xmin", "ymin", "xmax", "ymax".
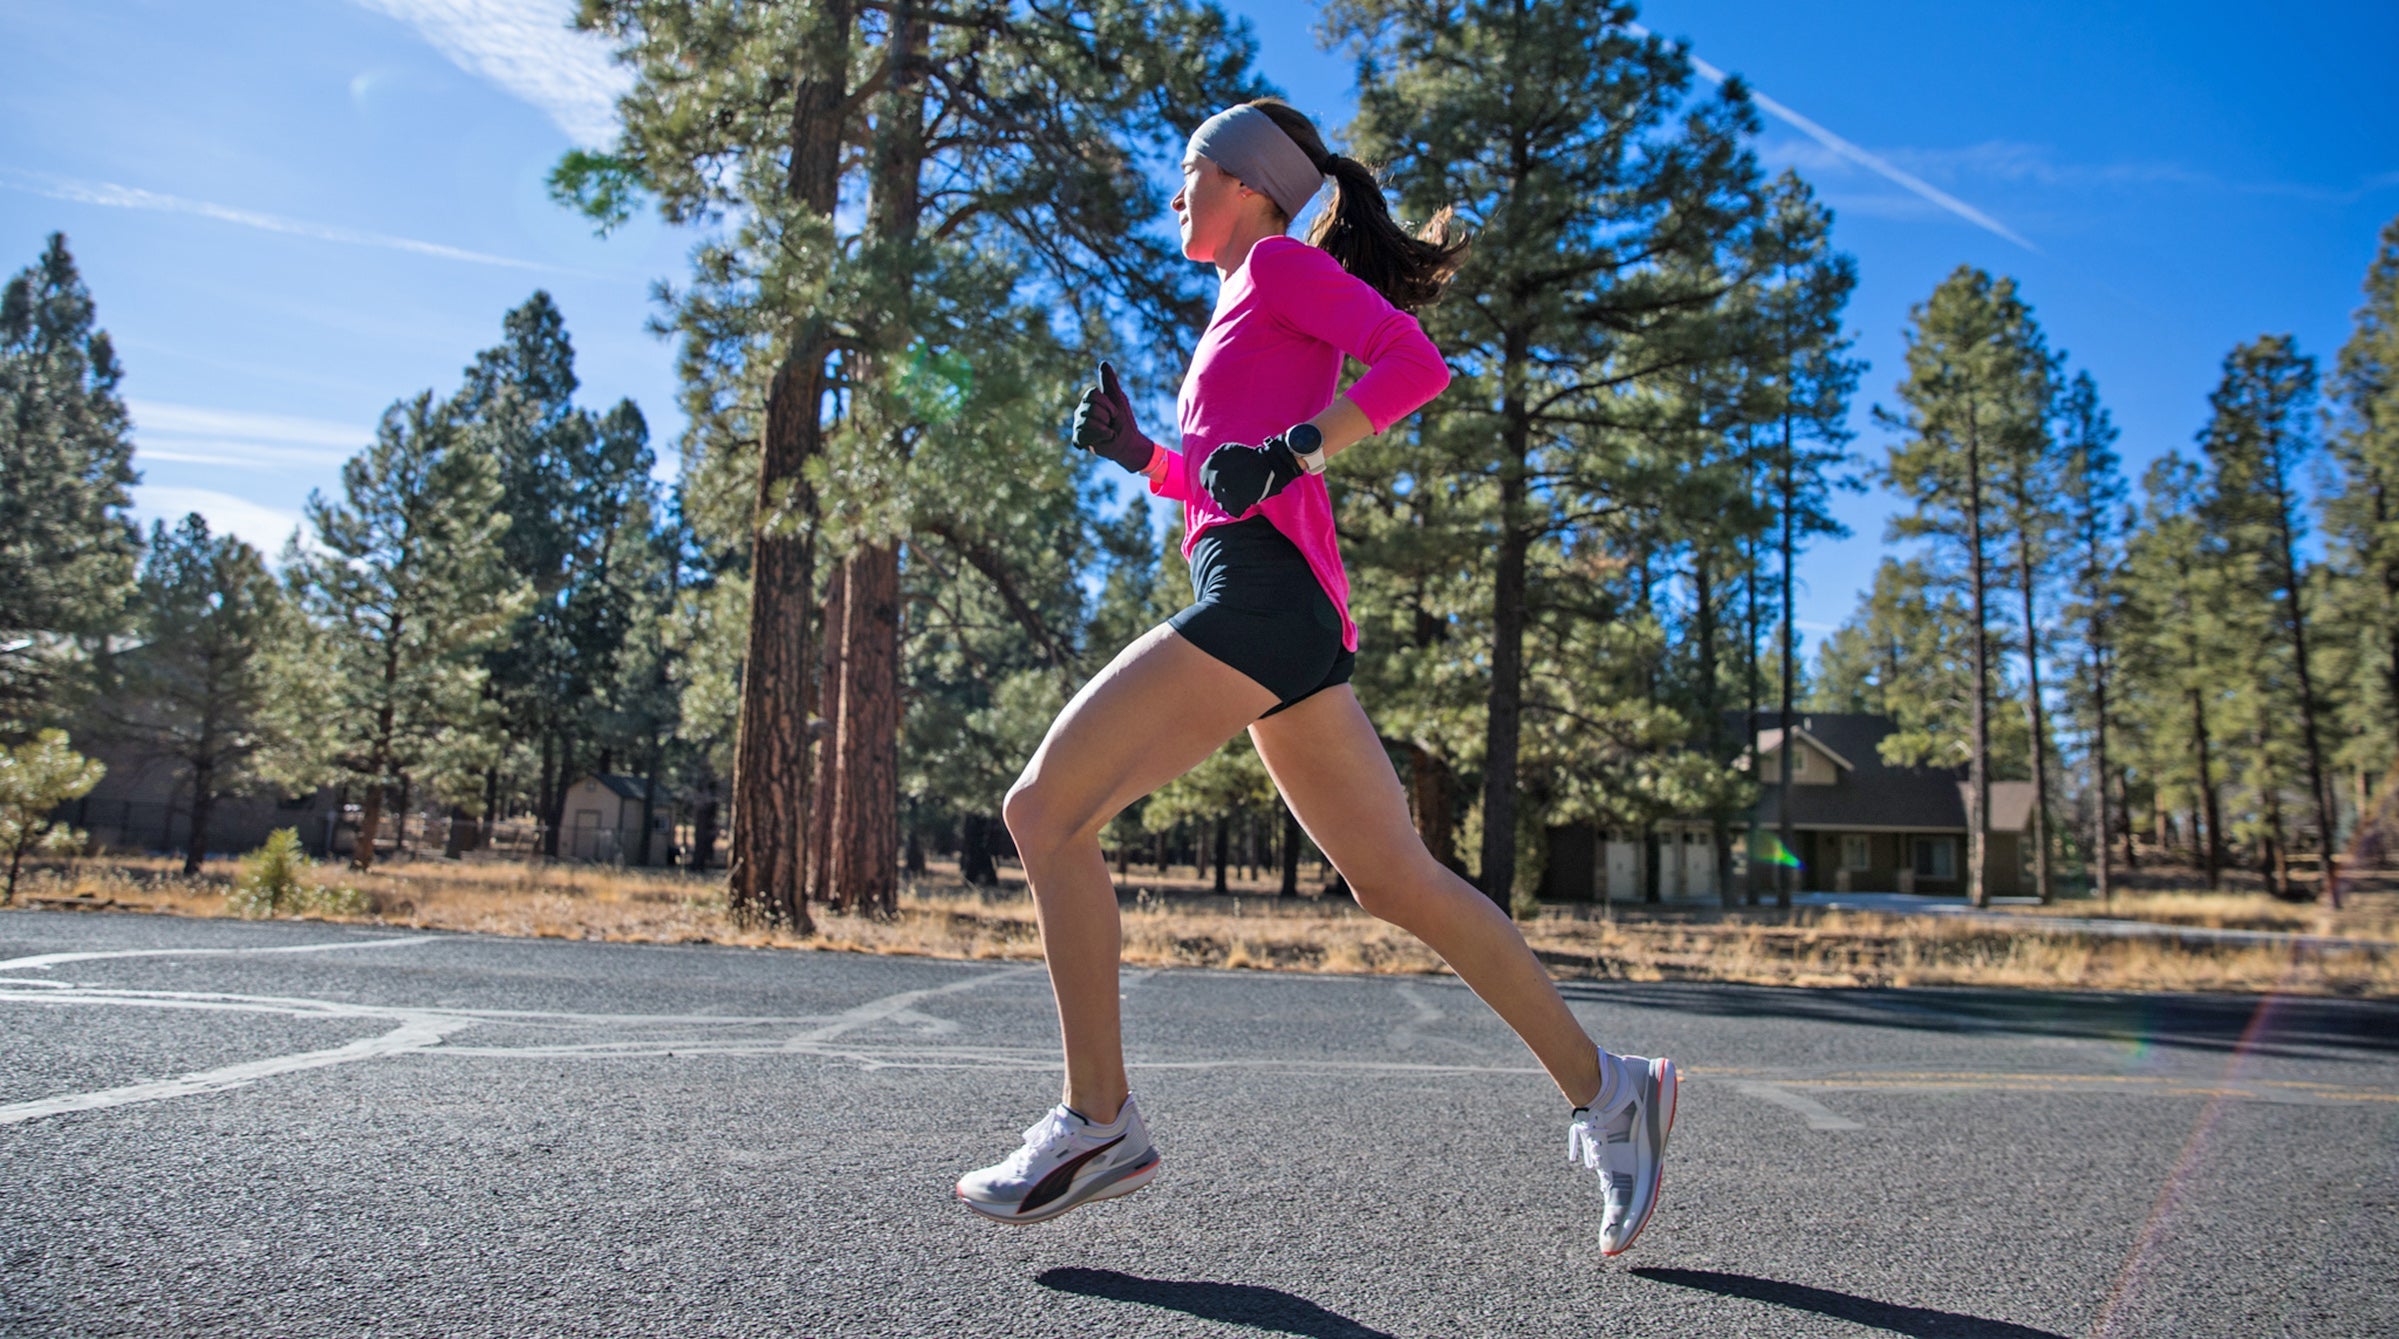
[
  {"xmin": 956, "ymin": 1096, "xmax": 1162, "ymax": 1225},
  {"xmin": 1568, "ymin": 1055, "xmax": 1679, "ymax": 1256}
]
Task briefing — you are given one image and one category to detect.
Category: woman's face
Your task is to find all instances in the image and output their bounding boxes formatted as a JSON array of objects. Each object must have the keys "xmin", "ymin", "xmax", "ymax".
[{"xmin": 1172, "ymin": 154, "xmax": 1262, "ymax": 264}]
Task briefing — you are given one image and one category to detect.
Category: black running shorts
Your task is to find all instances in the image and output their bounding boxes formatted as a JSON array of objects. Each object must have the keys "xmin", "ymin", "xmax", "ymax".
[{"xmin": 1167, "ymin": 516, "xmax": 1355, "ymax": 718}]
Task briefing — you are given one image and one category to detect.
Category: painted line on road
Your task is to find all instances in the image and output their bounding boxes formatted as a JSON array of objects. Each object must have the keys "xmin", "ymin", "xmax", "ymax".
[
  {"xmin": 0, "ymin": 1013, "xmax": 473, "ymax": 1125},
  {"xmin": 0, "ymin": 935, "xmax": 440, "ymax": 973},
  {"xmin": 786, "ymin": 965, "xmax": 1044, "ymax": 1046},
  {"xmin": 1735, "ymin": 1081, "xmax": 1865, "ymax": 1130}
]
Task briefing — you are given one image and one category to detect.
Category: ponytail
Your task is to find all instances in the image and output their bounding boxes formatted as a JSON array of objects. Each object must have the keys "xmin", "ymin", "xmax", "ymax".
[{"xmin": 1245, "ymin": 99, "xmax": 1468, "ymax": 316}]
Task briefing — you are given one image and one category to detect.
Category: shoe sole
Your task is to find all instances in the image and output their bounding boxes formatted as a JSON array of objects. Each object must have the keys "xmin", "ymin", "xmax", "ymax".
[
  {"xmin": 1600, "ymin": 1057, "xmax": 1679, "ymax": 1257},
  {"xmin": 956, "ymin": 1151, "xmax": 1162, "ymax": 1225}
]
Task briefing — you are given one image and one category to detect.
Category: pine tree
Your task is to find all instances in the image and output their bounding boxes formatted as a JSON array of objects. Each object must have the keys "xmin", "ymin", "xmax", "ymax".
[
  {"xmin": 2198, "ymin": 335, "xmax": 2340, "ymax": 905},
  {"xmin": 1331, "ymin": 0, "xmax": 1764, "ymax": 902},
  {"xmin": 2121, "ymin": 455, "xmax": 2234, "ymax": 886},
  {"xmin": 99, "ymin": 515, "xmax": 309, "ymax": 873},
  {"xmin": 564, "ymin": 0, "xmax": 1261, "ymax": 924},
  {"xmin": 2054, "ymin": 371, "xmax": 2128, "ymax": 901},
  {"xmin": 1740, "ymin": 172, "xmax": 1862, "ymax": 907},
  {"xmin": 289, "ymin": 393, "xmax": 527, "ymax": 870},
  {"xmin": 1878, "ymin": 267, "xmax": 2053, "ymax": 906},
  {"xmin": 0, "ymin": 233, "xmax": 138, "ymax": 722},
  {"xmin": 2327, "ymin": 214, "xmax": 2399, "ymax": 862}
]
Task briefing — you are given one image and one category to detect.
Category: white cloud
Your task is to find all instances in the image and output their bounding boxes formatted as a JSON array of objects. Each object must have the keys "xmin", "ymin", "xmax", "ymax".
[
  {"xmin": 2, "ymin": 172, "xmax": 562, "ymax": 272},
  {"xmin": 1626, "ymin": 22, "xmax": 2039, "ymax": 253},
  {"xmin": 133, "ymin": 486, "xmax": 308, "ymax": 558},
  {"xmin": 128, "ymin": 400, "xmax": 368, "ymax": 471},
  {"xmin": 350, "ymin": 0, "xmax": 631, "ymax": 148}
]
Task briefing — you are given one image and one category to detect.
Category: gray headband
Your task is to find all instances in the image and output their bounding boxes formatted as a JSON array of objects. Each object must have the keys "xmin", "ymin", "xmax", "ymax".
[{"xmin": 1187, "ymin": 105, "xmax": 1324, "ymax": 219}]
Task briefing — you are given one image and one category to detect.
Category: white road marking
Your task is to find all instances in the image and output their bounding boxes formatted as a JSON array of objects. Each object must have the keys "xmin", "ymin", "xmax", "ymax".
[
  {"xmin": 0, "ymin": 935, "xmax": 439, "ymax": 973},
  {"xmin": 1387, "ymin": 982, "xmax": 1444, "ymax": 1052},
  {"xmin": 1736, "ymin": 1080, "xmax": 1866, "ymax": 1131},
  {"xmin": 0, "ymin": 1014, "xmax": 472, "ymax": 1125},
  {"xmin": 0, "ymin": 961, "xmax": 1048, "ymax": 1125},
  {"xmin": 784, "ymin": 965, "xmax": 1041, "ymax": 1046}
]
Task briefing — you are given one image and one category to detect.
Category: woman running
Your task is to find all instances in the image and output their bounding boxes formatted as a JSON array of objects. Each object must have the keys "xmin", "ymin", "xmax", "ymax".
[{"xmin": 954, "ymin": 99, "xmax": 1677, "ymax": 1256}]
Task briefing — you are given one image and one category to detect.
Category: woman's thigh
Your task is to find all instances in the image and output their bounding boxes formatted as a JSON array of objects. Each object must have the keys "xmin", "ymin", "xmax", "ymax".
[
  {"xmin": 1006, "ymin": 622, "xmax": 1280, "ymax": 849},
  {"xmin": 1245, "ymin": 684, "xmax": 1428, "ymax": 893}
]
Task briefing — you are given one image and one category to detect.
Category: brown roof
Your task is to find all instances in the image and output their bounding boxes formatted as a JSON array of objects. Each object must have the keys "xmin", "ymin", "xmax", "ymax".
[{"xmin": 1737, "ymin": 713, "xmax": 2034, "ymax": 834}]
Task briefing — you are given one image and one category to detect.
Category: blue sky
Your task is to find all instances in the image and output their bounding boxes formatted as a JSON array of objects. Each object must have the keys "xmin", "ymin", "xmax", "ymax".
[{"xmin": 4, "ymin": 0, "xmax": 2394, "ymax": 651}]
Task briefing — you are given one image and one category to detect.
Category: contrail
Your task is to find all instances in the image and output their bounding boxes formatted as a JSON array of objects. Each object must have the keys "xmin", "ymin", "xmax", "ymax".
[
  {"xmin": 2, "ymin": 172, "xmax": 568, "ymax": 272},
  {"xmin": 1627, "ymin": 22, "xmax": 2040, "ymax": 254}
]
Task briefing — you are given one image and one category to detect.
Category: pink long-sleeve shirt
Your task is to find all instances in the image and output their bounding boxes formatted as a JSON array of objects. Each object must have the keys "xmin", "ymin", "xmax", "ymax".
[{"xmin": 1146, "ymin": 234, "xmax": 1452, "ymax": 651}]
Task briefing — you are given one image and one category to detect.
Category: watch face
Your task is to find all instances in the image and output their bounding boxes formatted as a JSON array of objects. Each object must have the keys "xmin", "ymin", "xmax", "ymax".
[{"xmin": 1288, "ymin": 422, "xmax": 1323, "ymax": 454}]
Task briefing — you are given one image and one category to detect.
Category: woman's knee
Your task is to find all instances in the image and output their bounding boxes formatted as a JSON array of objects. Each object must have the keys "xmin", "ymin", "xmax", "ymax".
[
  {"xmin": 1339, "ymin": 848, "xmax": 1450, "ymax": 925},
  {"xmin": 1002, "ymin": 771, "xmax": 1093, "ymax": 859}
]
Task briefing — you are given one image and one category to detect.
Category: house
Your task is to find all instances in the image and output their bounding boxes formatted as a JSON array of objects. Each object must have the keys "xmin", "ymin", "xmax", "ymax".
[
  {"xmin": 1540, "ymin": 712, "xmax": 2037, "ymax": 902},
  {"xmin": 559, "ymin": 774, "xmax": 675, "ymax": 865},
  {"xmin": 70, "ymin": 736, "xmax": 339, "ymax": 858}
]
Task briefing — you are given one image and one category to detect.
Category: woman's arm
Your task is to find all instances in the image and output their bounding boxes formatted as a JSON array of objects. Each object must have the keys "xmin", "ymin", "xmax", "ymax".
[{"xmin": 1257, "ymin": 239, "xmax": 1453, "ymax": 454}]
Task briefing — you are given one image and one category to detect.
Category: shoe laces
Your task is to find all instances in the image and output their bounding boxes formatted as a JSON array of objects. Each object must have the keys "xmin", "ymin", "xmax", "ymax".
[
  {"xmin": 1568, "ymin": 1105, "xmax": 1638, "ymax": 1208},
  {"xmin": 998, "ymin": 1106, "xmax": 1079, "ymax": 1176}
]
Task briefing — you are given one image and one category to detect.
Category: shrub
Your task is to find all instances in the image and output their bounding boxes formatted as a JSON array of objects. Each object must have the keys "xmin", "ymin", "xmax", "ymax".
[{"xmin": 229, "ymin": 828, "xmax": 368, "ymax": 918}]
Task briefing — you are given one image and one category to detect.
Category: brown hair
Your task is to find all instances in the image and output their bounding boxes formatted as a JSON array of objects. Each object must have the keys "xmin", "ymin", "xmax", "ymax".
[{"xmin": 1245, "ymin": 98, "xmax": 1468, "ymax": 315}]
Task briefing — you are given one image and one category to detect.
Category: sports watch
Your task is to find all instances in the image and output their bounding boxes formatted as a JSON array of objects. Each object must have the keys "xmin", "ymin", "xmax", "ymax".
[{"xmin": 1288, "ymin": 421, "xmax": 1327, "ymax": 474}]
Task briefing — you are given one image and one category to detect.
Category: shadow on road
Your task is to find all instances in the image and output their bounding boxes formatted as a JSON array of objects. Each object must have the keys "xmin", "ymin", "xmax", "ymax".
[
  {"xmin": 1558, "ymin": 981, "xmax": 2399, "ymax": 1062},
  {"xmin": 1035, "ymin": 1267, "xmax": 1395, "ymax": 1338},
  {"xmin": 1632, "ymin": 1268, "xmax": 2068, "ymax": 1338}
]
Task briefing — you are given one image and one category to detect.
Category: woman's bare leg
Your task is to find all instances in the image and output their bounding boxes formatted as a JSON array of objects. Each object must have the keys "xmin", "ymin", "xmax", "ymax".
[
  {"xmin": 1248, "ymin": 685, "xmax": 1605, "ymax": 1108},
  {"xmin": 1002, "ymin": 622, "xmax": 1278, "ymax": 1122}
]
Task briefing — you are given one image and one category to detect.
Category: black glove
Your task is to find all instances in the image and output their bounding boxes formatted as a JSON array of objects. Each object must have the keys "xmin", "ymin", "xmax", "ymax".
[
  {"xmin": 1071, "ymin": 360, "xmax": 1155, "ymax": 473},
  {"xmin": 1200, "ymin": 434, "xmax": 1305, "ymax": 516}
]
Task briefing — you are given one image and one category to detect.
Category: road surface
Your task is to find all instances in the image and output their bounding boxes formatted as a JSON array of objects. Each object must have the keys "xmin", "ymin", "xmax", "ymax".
[{"xmin": 2, "ymin": 910, "xmax": 2393, "ymax": 1337}]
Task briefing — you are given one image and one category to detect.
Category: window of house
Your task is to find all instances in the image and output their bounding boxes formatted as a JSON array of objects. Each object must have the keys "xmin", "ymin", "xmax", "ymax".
[
  {"xmin": 1843, "ymin": 835, "xmax": 1870, "ymax": 871},
  {"xmin": 1913, "ymin": 837, "xmax": 1956, "ymax": 880}
]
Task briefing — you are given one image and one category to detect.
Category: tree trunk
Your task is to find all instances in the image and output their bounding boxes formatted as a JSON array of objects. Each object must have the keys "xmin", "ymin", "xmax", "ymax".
[
  {"xmin": 807, "ymin": 556, "xmax": 849, "ymax": 905},
  {"xmin": 2017, "ymin": 533, "xmax": 2052, "ymax": 903},
  {"xmin": 2269, "ymin": 473, "xmax": 2341, "ymax": 908},
  {"xmin": 1643, "ymin": 825, "xmax": 1661, "ymax": 904},
  {"xmin": 725, "ymin": 0, "xmax": 852, "ymax": 929},
  {"xmin": 2191, "ymin": 684, "xmax": 2223, "ymax": 889},
  {"xmin": 830, "ymin": 542, "xmax": 902, "ymax": 916},
  {"xmin": 1477, "ymin": 331, "xmax": 1532, "ymax": 907},
  {"xmin": 1777, "ymin": 417, "xmax": 1798, "ymax": 909},
  {"xmin": 1212, "ymin": 816, "xmax": 1230, "ymax": 894},
  {"xmin": 1965, "ymin": 412, "xmax": 1992, "ymax": 908},
  {"xmin": 728, "ymin": 351, "xmax": 828, "ymax": 930},
  {"xmin": 1281, "ymin": 803, "xmax": 1301, "ymax": 897},
  {"xmin": 692, "ymin": 797, "xmax": 720, "ymax": 871},
  {"xmin": 2091, "ymin": 651, "xmax": 2112, "ymax": 906},
  {"xmin": 183, "ymin": 759, "xmax": 215, "ymax": 876},
  {"xmin": 1407, "ymin": 744, "xmax": 1461, "ymax": 874},
  {"xmin": 959, "ymin": 813, "xmax": 998, "ymax": 886},
  {"xmin": 354, "ymin": 784, "xmax": 385, "ymax": 874},
  {"xmin": 634, "ymin": 738, "xmax": 662, "ymax": 868}
]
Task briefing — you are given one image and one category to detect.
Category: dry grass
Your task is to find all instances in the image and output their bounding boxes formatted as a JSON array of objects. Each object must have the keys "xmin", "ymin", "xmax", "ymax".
[{"xmin": 9, "ymin": 856, "xmax": 2396, "ymax": 998}]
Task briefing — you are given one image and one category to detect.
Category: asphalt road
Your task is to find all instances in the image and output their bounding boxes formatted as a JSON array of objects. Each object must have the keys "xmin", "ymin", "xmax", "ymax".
[{"xmin": 2, "ymin": 910, "xmax": 2394, "ymax": 1339}]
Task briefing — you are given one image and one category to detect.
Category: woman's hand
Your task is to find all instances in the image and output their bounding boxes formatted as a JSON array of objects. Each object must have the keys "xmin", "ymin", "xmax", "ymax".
[
  {"xmin": 1200, "ymin": 435, "xmax": 1305, "ymax": 516},
  {"xmin": 1071, "ymin": 360, "xmax": 1156, "ymax": 473}
]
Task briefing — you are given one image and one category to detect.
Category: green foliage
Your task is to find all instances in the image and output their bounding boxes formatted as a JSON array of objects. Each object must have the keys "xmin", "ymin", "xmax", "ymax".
[
  {"xmin": 1332, "ymin": 0, "xmax": 1774, "ymax": 893},
  {"xmin": 0, "ymin": 233, "xmax": 138, "ymax": 723},
  {"xmin": 92, "ymin": 514, "xmax": 313, "ymax": 869},
  {"xmin": 2324, "ymin": 214, "xmax": 2399, "ymax": 793},
  {"xmin": 287, "ymin": 391, "xmax": 529, "ymax": 855},
  {"xmin": 1813, "ymin": 558, "xmax": 2029, "ymax": 775},
  {"xmin": 0, "ymin": 729, "xmax": 104, "ymax": 903},
  {"xmin": 228, "ymin": 828, "xmax": 368, "ymax": 918}
]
